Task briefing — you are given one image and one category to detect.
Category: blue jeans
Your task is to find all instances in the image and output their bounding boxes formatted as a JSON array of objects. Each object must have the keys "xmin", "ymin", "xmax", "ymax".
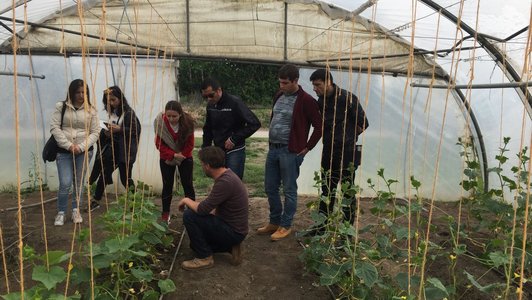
[
  {"xmin": 264, "ymin": 145, "xmax": 304, "ymax": 228},
  {"xmin": 56, "ymin": 151, "xmax": 92, "ymax": 212},
  {"xmin": 226, "ymin": 147, "xmax": 246, "ymax": 179},
  {"xmin": 183, "ymin": 209, "xmax": 245, "ymax": 258}
]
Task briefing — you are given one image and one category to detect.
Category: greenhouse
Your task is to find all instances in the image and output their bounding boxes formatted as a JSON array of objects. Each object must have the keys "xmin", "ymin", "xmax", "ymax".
[{"xmin": 0, "ymin": 0, "xmax": 530, "ymax": 299}]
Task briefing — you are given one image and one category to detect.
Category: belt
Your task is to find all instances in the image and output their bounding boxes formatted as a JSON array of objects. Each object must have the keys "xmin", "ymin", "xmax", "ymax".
[{"xmin": 269, "ymin": 143, "xmax": 287, "ymax": 149}]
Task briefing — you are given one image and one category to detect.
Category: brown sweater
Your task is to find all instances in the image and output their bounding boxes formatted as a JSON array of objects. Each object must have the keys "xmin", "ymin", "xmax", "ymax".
[{"xmin": 197, "ymin": 169, "xmax": 249, "ymax": 235}]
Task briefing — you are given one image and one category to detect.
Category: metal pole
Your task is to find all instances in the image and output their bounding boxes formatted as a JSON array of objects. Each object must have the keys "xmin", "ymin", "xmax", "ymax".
[
  {"xmin": 186, "ymin": 0, "xmax": 191, "ymax": 53},
  {"xmin": 411, "ymin": 81, "xmax": 532, "ymax": 89},
  {"xmin": 0, "ymin": 71, "xmax": 45, "ymax": 79},
  {"xmin": 350, "ymin": 0, "xmax": 378, "ymax": 18},
  {"xmin": 284, "ymin": 2, "xmax": 288, "ymax": 61}
]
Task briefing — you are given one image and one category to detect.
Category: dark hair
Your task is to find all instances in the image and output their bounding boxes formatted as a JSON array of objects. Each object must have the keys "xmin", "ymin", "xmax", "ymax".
[
  {"xmin": 102, "ymin": 86, "xmax": 131, "ymax": 116},
  {"xmin": 165, "ymin": 100, "xmax": 195, "ymax": 144},
  {"xmin": 66, "ymin": 79, "xmax": 91, "ymax": 105},
  {"xmin": 310, "ymin": 68, "xmax": 334, "ymax": 84},
  {"xmin": 198, "ymin": 146, "xmax": 225, "ymax": 168},
  {"xmin": 278, "ymin": 64, "xmax": 299, "ymax": 81},
  {"xmin": 200, "ymin": 78, "xmax": 221, "ymax": 91}
]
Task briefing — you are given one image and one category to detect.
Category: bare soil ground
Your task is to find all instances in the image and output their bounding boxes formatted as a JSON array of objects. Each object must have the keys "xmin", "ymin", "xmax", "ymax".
[
  {"xmin": 0, "ymin": 191, "xmax": 330, "ymax": 299},
  {"xmin": 0, "ymin": 191, "xmax": 530, "ymax": 299}
]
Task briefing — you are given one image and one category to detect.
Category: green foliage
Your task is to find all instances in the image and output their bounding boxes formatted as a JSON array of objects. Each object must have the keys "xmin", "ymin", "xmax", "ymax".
[
  {"xmin": 178, "ymin": 60, "xmax": 279, "ymax": 106},
  {"xmin": 300, "ymin": 136, "xmax": 531, "ymax": 299},
  {"xmin": 2, "ymin": 186, "xmax": 176, "ymax": 299}
]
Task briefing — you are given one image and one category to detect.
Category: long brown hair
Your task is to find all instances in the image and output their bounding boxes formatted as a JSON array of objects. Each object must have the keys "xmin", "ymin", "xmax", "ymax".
[
  {"xmin": 165, "ymin": 100, "xmax": 194, "ymax": 144},
  {"xmin": 66, "ymin": 79, "xmax": 91, "ymax": 105}
]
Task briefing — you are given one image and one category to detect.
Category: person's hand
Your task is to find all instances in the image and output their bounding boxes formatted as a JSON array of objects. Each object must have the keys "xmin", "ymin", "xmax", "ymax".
[
  {"xmin": 109, "ymin": 124, "xmax": 121, "ymax": 133},
  {"xmin": 297, "ymin": 147, "xmax": 309, "ymax": 156},
  {"xmin": 224, "ymin": 138, "xmax": 235, "ymax": 150},
  {"xmin": 174, "ymin": 152, "xmax": 185, "ymax": 160},
  {"xmin": 177, "ymin": 199, "xmax": 187, "ymax": 212},
  {"xmin": 69, "ymin": 144, "xmax": 82, "ymax": 155}
]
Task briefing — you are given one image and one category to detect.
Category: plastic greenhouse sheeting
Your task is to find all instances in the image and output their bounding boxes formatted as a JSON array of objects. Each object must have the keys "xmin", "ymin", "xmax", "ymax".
[{"xmin": 0, "ymin": 0, "xmax": 530, "ymax": 201}]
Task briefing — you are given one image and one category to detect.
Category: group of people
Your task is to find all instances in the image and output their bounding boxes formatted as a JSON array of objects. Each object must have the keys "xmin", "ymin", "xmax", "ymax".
[{"xmin": 48, "ymin": 63, "xmax": 368, "ymax": 271}]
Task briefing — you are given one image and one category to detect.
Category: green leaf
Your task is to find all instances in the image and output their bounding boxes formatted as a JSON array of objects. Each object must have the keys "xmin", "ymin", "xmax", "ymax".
[
  {"xmin": 105, "ymin": 235, "xmax": 139, "ymax": 253},
  {"xmin": 495, "ymin": 155, "xmax": 508, "ymax": 164},
  {"xmin": 463, "ymin": 169, "xmax": 477, "ymax": 178},
  {"xmin": 158, "ymin": 279, "xmax": 177, "ymax": 294},
  {"xmin": 151, "ymin": 221, "xmax": 167, "ymax": 232},
  {"xmin": 466, "ymin": 160, "xmax": 480, "ymax": 169},
  {"xmin": 2, "ymin": 292, "xmax": 23, "ymax": 300},
  {"xmin": 131, "ymin": 268, "xmax": 153, "ymax": 281},
  {"xmin": 142, "ymin": 290, "xmax": 160, "ymax": 300},
  {"xmin": 489, "ymin": 251, "xmax": 509, "ymax": 268},
  {"xmin": 39, "ymin": 251, "xmax": 71, "ymax": 265},
  {"xmin": 68, "ymin": 267, "xmax": 91, "ymax": 286},
  {"xmin": 464, "ymin": 271, "xmax": 505, "ymax": 294},
  {"xmin": 426, "ymin": 277, "xmax": 448, "ymax": 296},
  {"xmin": 32, "ymin": 265, "xmax": 67, "ymax": 290},
  {"xmin": 410, "ymin": 176, "xmax": 421, "ymax": 188},
  {"xmin": 355, "ymin": 261, "xmax": 378, "ymax": 287},
  {"xmin": 454, "ymin": 244, "xmax": 467, "ymax": 255},
  {"xmin": 129, "ymin": 250, "xmax": 149, "ymax": 257},
  {"xmin": 318, "ymin": 262, "xmax": 351, "ymax": 285},
  {"xmin": 394, "ymin": 226, "xmax": 410, "ymax": 240},
  {"xmin": 395, "ymin": 273, "xmax": 420, "ymax": 290},
  {"xmin": 92, "ymin": 253, "xmax": 115, "ymax": 269}
]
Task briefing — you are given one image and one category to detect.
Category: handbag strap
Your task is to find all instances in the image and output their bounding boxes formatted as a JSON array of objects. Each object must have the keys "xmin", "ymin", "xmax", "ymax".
[{"xmin": 60, "ymin": 101, "xmax": 67, "ymax": 129}]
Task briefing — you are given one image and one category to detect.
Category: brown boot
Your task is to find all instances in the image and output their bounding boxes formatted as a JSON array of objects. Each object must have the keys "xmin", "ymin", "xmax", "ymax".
[
  {"xmin": 181, "ymin": 256, "xmax": 214, "ymax": 271},
  {"xmin": 257, "ymin": 223, "xmax": 279, "ymax": 235},
  {"xmin": 230, "ymin": 243, "xmax": 243, "ymax": 266},
  {"xmin": 270, "ymin": 227, "xmax": 292, "ymax": 241}
]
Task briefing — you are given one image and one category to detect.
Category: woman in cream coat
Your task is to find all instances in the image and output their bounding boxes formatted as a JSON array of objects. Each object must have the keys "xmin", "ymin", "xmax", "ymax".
[{"xmin": 50, "ymin": 79, "xmax": 100, "ymax": 226}]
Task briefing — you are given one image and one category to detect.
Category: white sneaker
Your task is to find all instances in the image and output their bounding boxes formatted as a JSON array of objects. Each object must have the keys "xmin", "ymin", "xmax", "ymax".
[
  {"xmin": 54, "ymin": 212, "xmax": 65, "ymax": 226},
  {"xmin": 72, "ymin": 209, "xmax": 83, "ymax": 224}
]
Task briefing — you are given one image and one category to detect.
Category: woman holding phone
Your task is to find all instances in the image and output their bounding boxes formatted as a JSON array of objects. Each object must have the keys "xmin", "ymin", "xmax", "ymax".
[{"xmin": 89, "ymin": 86, "xmax": 141, "ymax": 210}]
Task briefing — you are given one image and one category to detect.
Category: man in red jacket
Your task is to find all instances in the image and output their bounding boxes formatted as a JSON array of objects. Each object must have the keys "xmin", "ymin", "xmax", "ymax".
[{"xmin": 257, "ymin": 64, "xmax": 322, "ymax": 240}]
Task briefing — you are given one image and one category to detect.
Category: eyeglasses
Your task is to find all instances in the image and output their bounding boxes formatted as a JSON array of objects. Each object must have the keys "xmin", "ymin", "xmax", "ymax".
[{"xmin": 202, "ymin": 92, "xmax": 216, "ymax": 99}]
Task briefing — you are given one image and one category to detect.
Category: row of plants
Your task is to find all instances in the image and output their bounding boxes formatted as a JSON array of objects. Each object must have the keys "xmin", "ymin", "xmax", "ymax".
[
  {"xmin": 300, "ymin": 137, "xmax": 531, "ymax": 299},
  {"xmin": 1, "ymin": 182, "xmax": 176, "ymax": 300}
]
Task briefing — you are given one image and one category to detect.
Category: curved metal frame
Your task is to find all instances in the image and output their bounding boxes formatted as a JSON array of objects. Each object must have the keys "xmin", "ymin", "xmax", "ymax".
[{"xmin": 418, "ymin": 0, "xmax": 531, "ymax": 192}]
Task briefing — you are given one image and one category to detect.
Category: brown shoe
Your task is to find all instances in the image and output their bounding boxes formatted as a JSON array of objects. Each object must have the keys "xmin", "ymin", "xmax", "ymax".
[
  {"xmin": 230, "ymin": 243, "xmax": 242, "ymax": 266},
  {"xmin": 271, "ymin": 227, "xmax": 292, "ymax": 241},
  {"xmin": 257, "ymin": 223, "xmax": 279, "ymax": 235},
  {"xmin": 181, "ymin": 256, "xmax": 214, "ymax": 271}
]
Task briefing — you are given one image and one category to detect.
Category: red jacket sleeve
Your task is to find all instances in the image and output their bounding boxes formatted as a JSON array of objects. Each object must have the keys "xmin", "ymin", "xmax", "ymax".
[{"xmin": 155, "ymin": 135, "xmax": 176, "ymax": 160}]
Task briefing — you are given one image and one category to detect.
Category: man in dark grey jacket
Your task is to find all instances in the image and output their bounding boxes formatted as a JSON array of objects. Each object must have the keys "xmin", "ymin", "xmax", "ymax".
[
  {"xmin": 310, "ymin": 69, "xmax": 369, "ymax": 225},
  {"xmin": 201, "ymin": 78, "xmax": 261, "ymax": 179}
]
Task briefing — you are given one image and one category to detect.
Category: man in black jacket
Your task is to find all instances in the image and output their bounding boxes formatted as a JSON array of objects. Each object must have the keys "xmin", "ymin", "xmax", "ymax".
[
  {"xmin": 310, "ymin": 69, "xmax": 369, "ymax": 224},
  {"xmin": 201, "ymin": 78, "xmax": 261, "ymax": 179}
]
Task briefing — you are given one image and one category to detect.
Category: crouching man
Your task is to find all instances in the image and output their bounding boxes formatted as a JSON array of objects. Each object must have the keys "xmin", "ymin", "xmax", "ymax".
[{"xmin": 177, "ymin": 146, "xmax": 249, "ymax": 270}]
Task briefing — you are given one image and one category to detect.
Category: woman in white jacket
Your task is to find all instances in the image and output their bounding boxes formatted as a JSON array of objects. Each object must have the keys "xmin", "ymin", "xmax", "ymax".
[{"xmin": 50, "ymin": 79, "xmax": 100, "ymax": 226}]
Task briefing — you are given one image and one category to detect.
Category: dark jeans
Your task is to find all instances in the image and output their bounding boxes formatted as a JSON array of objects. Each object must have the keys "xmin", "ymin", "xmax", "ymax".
[
  {"xmin": 183, "ymin": 209, "xmax": 245, "ymax": 258},
  {"xmin": 160, "ymin": 158, "xmax": 195, "ymax": 213},
  {"xmin": 320, "ymin": 142, "xmax": 357, "ymax": 224},
  {"xmin": 94, "ymin": 162, "xmax": 135, "ymax": 200},
  {"xmin": 225, "ymin": 147, "xmax": 246, "ymax": 179}
]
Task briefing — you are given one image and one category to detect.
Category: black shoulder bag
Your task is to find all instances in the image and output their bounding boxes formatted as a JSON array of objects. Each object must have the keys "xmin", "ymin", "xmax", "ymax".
[{"xmin": 42, "ymin": 102, "xmax": 67, "ymax": 162}]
